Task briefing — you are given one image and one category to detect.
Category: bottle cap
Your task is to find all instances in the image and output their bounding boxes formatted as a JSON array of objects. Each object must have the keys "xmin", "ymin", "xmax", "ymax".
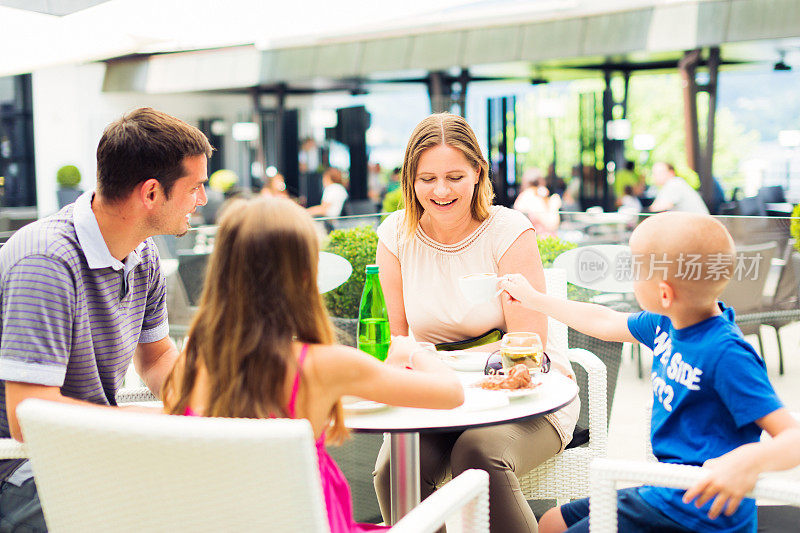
[{"xmin": 365, "ymin": 264, "xmax": 379, "ymax": 274}]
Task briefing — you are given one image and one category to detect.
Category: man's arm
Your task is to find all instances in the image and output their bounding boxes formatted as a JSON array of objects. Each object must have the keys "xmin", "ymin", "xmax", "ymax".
[
  {"xmin": 5, "ymin": 379, "xmax": 167, "ymax": 441},
  {"xmin": 134, "ymin": 336, "xmax": 180, "ymax": 398},
  {"xmin": 648, "ymin": 182, "xmax": 676, "ymax": 212},
  {"xmin": 647, "ymin": 197, "xmax": 674, "ymax": 213},
  {"xmin": 4, "ymin": 383, "xmax": 96, "ymax": 440}
]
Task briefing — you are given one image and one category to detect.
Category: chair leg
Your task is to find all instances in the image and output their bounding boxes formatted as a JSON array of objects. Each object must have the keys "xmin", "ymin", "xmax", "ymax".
[
  {"xmin": 633, "ymin": 343, "xmax": 642, "ymax": 380},
  {"xmin": 757, "ymin": 331, "xmax": 765, "ymax": 362},
  {"xmin": 775, "ymin": 327, "xmax": 785, "ymax": 375}
]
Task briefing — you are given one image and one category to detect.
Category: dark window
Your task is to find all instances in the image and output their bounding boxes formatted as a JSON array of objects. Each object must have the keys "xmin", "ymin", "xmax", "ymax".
[{"xmin": 0, "ymin": 74, "xmax": 36, "ymax": 207}]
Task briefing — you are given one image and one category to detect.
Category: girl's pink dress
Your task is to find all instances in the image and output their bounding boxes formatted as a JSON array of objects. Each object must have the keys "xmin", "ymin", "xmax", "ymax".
[{"xmin": 184, "ymin": 344, "xmax": 388, "ymax": 533}]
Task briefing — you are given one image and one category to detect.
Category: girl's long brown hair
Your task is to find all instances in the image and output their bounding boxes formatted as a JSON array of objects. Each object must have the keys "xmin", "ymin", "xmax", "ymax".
[{"xmin": 163, "ymin": 197, "xmax": 348, "ymax": 443}]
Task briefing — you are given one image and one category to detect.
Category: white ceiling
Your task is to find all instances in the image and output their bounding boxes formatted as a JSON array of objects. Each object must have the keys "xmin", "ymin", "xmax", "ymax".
[{"xmin": 2, "ymin": 0, "xmax": 798, "ymax": 81}]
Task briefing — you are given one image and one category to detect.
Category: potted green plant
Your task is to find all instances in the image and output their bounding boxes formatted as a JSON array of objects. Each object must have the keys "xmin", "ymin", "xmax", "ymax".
[
  {"xmin": 322, "ymin": 225, "xmax": 379, "ymax": 346},
  {"xmin": 536, "ymin": 234, "xmax": 598, "ymax": 302},
  {"xmin": 790, "ymin": 204, "xmax": 800, "ymax": 281},
  {"xmin": 56, "ymin": 165, "xmax": 83, "ymax": 208}
]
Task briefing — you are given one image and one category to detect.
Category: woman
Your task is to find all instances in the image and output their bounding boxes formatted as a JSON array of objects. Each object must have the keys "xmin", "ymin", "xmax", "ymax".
[
  {"xmin": 259, "ymin": 173, "xmax": 289, "ymax": 199},
  {"xmin": 307, "ymin": 167, "xmax": 349, "ymax": 217},
  {"xmin": 514, "ymin": 169, "xmax": 561, "ymax": 236},
  {"xmin": 373, "ymin": 113, "xmax": 580, "ymax": 532},
  {"xmin": 163, "ymin": 197, "xmax": 463, "ymax": 533}
]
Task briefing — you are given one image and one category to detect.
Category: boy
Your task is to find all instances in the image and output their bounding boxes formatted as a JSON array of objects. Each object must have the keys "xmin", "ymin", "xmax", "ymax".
[{"xmin": 500, "ymin": 212, "xmax": 800, "ymax": 532}]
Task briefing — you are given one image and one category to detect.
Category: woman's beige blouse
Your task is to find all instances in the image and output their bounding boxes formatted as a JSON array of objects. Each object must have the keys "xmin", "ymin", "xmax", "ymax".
[
  {"xmin": 377, "ymin": 206, "xmax": 531, "ymax": 344},
  {"xmin": 377, "ymin": 206, "xmax": 579, "ymax": 449}
]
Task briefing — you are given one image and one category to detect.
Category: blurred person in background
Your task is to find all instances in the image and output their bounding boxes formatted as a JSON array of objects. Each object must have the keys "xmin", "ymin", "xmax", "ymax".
[
  {"xmin": 203, "ymin": 169, "xmax": 239, "ymax": 224},
  {"xmin": 385, "ymin": 166, "xmax": 401, "ymax": 194},
  {"xmin": 648, "ymin": 161, "xmax": 709, "ymax": 214},
  {"xmin": 299, "ymin": 137, "xmax": 320, "ymax": 174},
  {"xmin": 381, "ymin": 167, "xmax": 404, "ymax": 213},
  {"xmin": 307, "ymin": 167, "xmax": 348, "ymax": 218},
  {"xmin": 513, "ymin": 168, "xmax": 561, "ymax": 236},
  {"xmin": 367, "ymin": 162, "xmax": 383, "ymax": 206},
  {"xmin": 618, "ymin": 184, "xmax": 643, "ymax": 214},
  {"xmin": 613, "ymin": 160, "xmax": 641, "ymax": 204},
  {"xmin": 260, "ymin": 173, "xmax": 289, "ymax": 199}
]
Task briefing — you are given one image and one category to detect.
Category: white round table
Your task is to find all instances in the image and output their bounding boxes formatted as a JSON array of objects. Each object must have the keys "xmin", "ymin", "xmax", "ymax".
[
  {"xmin": 345, "ymin": 371, "xmax": 578, "ymax": 524},
  {"xmin": 553, "ymin": 244, "xmax": 635, "ymax": 293},
  {"xmin": 317, "ymin": 251, "xmax": 352, "ymax": 293}
]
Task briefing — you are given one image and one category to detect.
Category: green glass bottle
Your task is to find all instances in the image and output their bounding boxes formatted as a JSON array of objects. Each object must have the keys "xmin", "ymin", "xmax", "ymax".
[{"xmin": 357, "ymin": 264, "xmax": 391, "ymax": 361}]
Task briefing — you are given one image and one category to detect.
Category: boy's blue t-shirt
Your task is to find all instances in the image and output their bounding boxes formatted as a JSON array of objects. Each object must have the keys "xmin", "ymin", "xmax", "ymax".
[{"xmin": 627, "ymin": 303, "xmax": 783, "ymax": 533}]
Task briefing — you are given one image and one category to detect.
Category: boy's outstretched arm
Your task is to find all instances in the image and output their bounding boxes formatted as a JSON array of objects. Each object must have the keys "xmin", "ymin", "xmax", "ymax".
[
  {"xmin": 499, "ymin": 273, "xmax": 636, "ymax": 343},
  {"xmin": 683, "ymin": 408, "xmax": 800, "ymax": 520}
]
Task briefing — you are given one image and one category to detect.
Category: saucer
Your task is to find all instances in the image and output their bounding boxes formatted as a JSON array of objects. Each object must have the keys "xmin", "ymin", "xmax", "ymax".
[{"xmin": 439, "ymin": 350, "xmax": 490, "ymax": 372}]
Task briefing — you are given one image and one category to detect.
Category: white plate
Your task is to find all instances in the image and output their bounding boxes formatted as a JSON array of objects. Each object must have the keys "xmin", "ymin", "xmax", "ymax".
[
  {"xmin": 342, "ymin": 399, "xmax": 388, "ymax": 414},
  {"xmin": 502, "ymin": 386, "xmax": 542, "ymax": 400},
  {"xmin": 455, "ymin": 388, "xmax": 509, "ymax": 412},
  {"xmin": 439, "ymin": 350, "xmax": 490, "ymax": 372},
  {"xmin": 468, "ymin": 375, "xmax": 544, "ymax": 400}
]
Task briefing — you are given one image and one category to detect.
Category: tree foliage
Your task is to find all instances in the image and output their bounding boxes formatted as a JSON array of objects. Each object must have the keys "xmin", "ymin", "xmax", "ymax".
[{"xmin": 514, "ymin": 74, "xmax": 760, "ymax": 193}]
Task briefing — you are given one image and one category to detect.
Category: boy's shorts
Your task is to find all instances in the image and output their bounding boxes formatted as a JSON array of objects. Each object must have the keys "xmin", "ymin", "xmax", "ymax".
[{"xmin": 560, "ymin": 487, "xmax": 692, "ymax": 532}]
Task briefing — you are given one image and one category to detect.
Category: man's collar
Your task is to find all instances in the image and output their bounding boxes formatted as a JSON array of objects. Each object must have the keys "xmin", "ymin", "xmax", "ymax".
[{"xmin": 73, "ymin": 191, "xmax": 145, "ymax": 273}]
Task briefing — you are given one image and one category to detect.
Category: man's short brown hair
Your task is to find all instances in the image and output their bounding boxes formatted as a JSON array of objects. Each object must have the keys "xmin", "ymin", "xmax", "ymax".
[{"xmin": 96, "ymin": 108, "xmax": 214, "ymax": 202}]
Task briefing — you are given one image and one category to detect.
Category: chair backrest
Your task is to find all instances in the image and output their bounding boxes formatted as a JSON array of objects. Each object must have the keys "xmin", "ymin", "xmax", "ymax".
[
  {"xmin": 545, "ymin": 266, "xmax": 622, "ymax": 426},
  {"xmin": 758, "ymin": 185, "xmax": 787, "ymax": 205},
  {"xmin": 345, "ymin": 199, "xmax": 378, "ymax": 216},
  {"xmin": 177, "ymin": 251, "xmax": 210, "ymax": 307},
  {"xmin": 735, "ymin": 196, "xmax": 768, "ymax": 217},
  {"xmin": 771, "ymin": 239, "xmax": 799, "ymax": 309},
  {"xmin": 544, "ymin": 268, "xmax": 568, "ymax": 355},
  {"xmin": 719, "ymin": 241, "xmax": 778, "ymax": 313},
  {"xmin": 18, "ymin": 400, "xmax": 329, "ymax": 533}
]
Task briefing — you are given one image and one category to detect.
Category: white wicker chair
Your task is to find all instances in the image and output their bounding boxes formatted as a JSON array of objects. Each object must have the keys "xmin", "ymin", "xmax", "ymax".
[
  {"xmin": 17, "ymin": 399, "xmax": 489, "ymax": 533},
  {"xmin": 518, "ymin": 268, "xmax": 608, "ymax": 503},
  {"xmin": 589, "ymin": 458, "xmax": 800, "ymax": 532},
  {"xmin": 0, "ymin": 386, "xmax": 160, "ymax": 461}
]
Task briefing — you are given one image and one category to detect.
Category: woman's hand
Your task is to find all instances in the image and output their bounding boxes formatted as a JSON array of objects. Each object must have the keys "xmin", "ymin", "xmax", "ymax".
[
  {"xmin": 682, "ymin": 444, "xmax": 761, "ymax": 519},
  {"xmin": 385, "ymin": 336, "xmax": 420, "ymax": 368},
  {"xmin": 499, "ymin": 273, "xmax": 545, "ymax": 311}
]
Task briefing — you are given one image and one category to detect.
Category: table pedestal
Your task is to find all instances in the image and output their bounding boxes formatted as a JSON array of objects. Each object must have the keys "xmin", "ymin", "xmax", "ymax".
[{"xmin": 388, "ymin": 431, "xmax": 420, "ymax": 525}]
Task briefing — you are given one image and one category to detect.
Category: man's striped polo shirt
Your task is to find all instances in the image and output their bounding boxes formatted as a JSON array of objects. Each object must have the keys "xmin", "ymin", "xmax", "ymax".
[{"xmin": 0, "ymin": 191, "xmax": 169, "ymax": 481}]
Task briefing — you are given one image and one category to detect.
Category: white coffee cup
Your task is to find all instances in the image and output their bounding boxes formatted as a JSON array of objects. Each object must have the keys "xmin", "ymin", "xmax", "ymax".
[{"xmin": 458, "ymin": 273, "xmax": 500, "ymax": 304}]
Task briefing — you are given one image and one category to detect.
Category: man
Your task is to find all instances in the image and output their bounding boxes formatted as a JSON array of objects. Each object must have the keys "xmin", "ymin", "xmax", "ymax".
[
  {"xmin": 0, "ymin": 108, "xmax": 211, "ymax": 531},
  {"xmin": 648, "ymin": 161, "xmax": 709, "ymax": 214}
]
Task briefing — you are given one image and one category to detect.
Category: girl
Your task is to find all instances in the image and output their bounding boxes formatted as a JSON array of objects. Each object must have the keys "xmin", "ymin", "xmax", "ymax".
[{"xmin": 163, "ymin": 197, "xmax": 463, "ymax": 532}]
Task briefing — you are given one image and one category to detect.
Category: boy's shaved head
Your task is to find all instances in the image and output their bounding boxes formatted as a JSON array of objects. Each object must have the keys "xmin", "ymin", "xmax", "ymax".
[{"xmin": 629, "ymin": 212, "xmax": 735, "ymax": 303}]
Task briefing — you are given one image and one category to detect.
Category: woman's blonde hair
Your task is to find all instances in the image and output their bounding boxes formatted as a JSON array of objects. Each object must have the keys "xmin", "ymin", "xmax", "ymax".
[
  {"xmin": 400, "ymin": 113, "xmax": 493, "ymax": 237},
  {"xmin": 163, "ymin": 196, "xmax": 348, "ymax": 444}
]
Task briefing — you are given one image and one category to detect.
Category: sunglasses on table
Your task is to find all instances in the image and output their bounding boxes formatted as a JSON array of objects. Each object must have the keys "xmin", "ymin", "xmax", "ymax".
[{"xmin": 484, "ymin": 350, "xmax": 551, "ymax": 375}]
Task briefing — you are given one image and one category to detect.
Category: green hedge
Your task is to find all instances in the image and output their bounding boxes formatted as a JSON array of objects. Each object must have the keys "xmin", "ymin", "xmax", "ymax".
[
  {"xmin": 323, "ymin": 225, "xmax": 379, "ymax": 319},
  {"xmin": 322, "ymin": 224, "xmax": 594, "ymax": 318}
]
